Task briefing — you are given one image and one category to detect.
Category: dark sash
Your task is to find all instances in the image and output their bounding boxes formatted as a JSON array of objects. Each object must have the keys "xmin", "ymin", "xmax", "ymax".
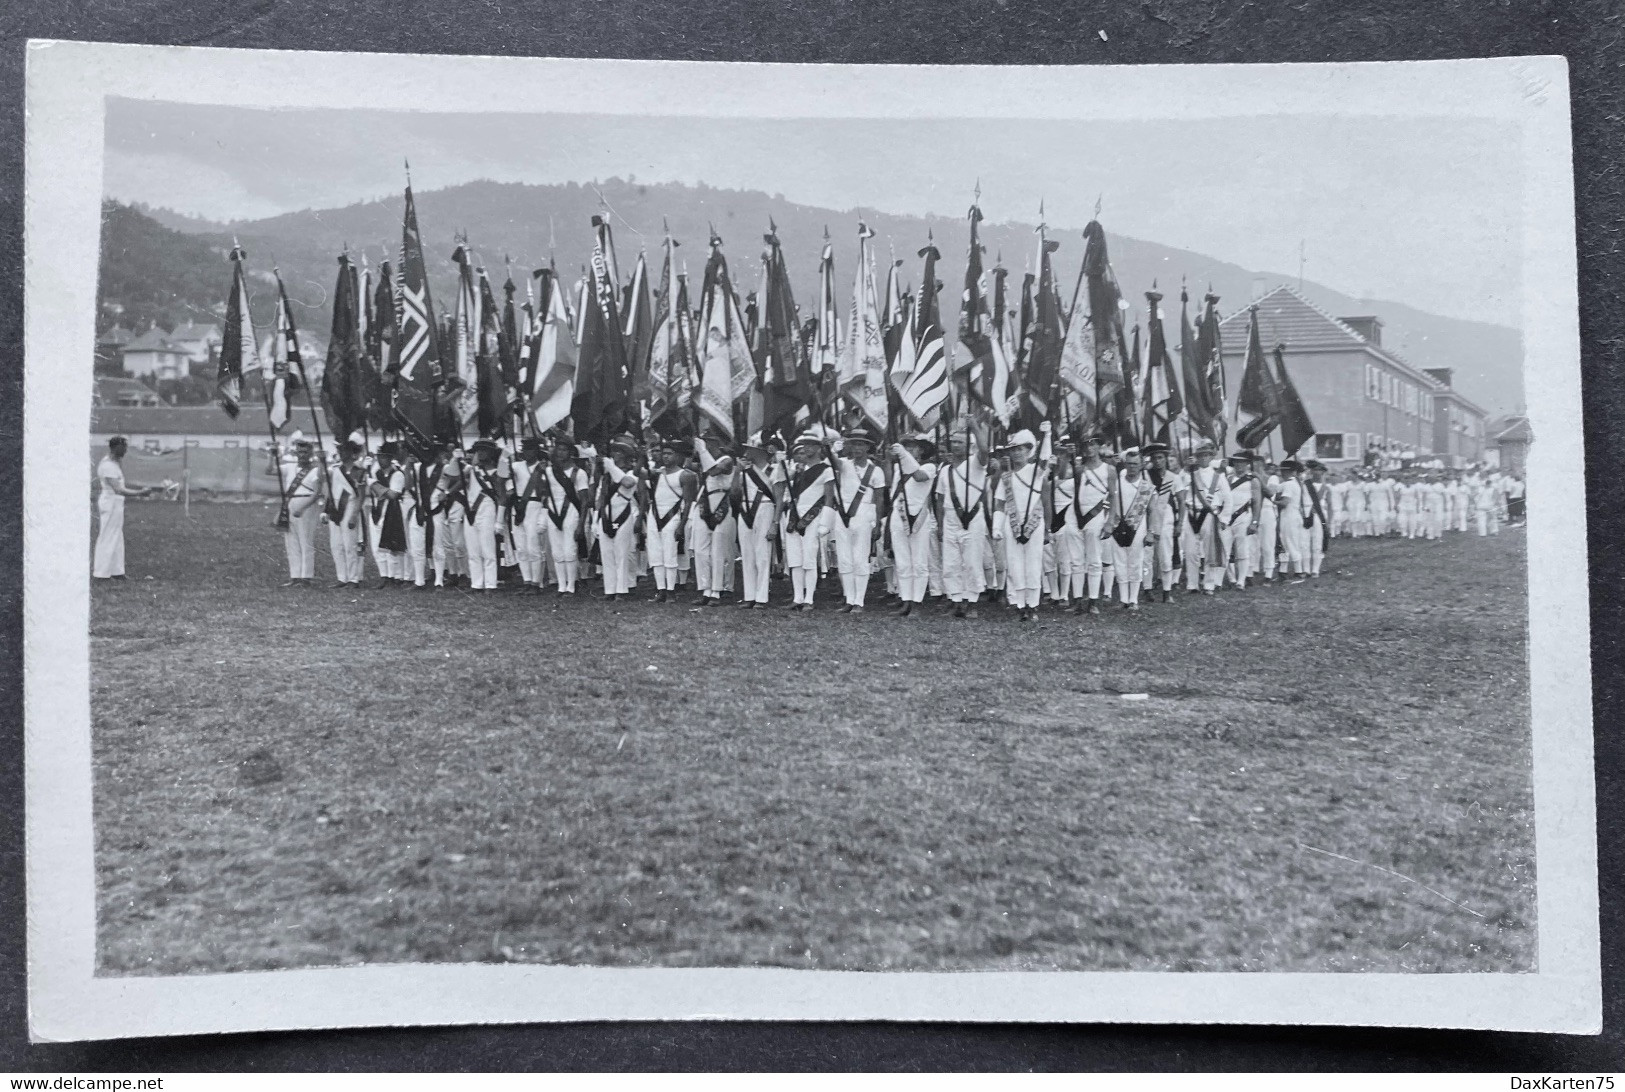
[
  {"xmin": 740, "ymin": 465, "xmax": 774, "ymax": 529},
  {"xmin": 1226, "ymin": 475, "xmax": 1255, "ymax": 528},
  {"xmin": 834, "ymin": 463, "xmax": 879, "ymax": 527},
  {"xmin": 699, "ymin": 479, "xmax": 731, "ymax": 529},
  {"xmin": 653, "ymin": 474, "xmax": 685, "ymax": 531},
  {"xmin": 601, "ymin": 487, "xmax": 636, "ymax": 539},
  {"xmin": 893, "ymin": 472, "xmax": 928, "ymax": 532},
  {"xmin": 788, "ymin": 463, "xmax": 828, "ymax": 527},
  {"xmin": 544, "ymin": 466, "xmax": 580, "ymax": 530}
]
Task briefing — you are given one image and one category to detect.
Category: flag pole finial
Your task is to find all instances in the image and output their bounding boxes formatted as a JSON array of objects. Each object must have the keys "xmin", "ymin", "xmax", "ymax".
[
  {"xmin": 404, "ymin": 159, "xmax": 412, "ymax": 186},
  {"xmin": 974, "ymin": 177, "xmax": 981, "ymax": 203},
  {"xmin": 1094, "ymin": 194, "xmax": 1102, "ymax": 219}
]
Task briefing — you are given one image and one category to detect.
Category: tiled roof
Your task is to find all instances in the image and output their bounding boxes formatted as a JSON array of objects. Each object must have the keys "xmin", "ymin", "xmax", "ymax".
[
  {"xmin": 91, "ymin": 404, "xmax": 328, "ymax": 436},
  {"xmin": 1218, "ymin": 284, "xmax": 1442, "ymax": 391},
  {"xmin": 1488, "ymin": 414, "xmax": 1533, "ymax": 444},
  {"xmin": 123, "ymin": 328, "xmax": 181, "ymax": 353}
]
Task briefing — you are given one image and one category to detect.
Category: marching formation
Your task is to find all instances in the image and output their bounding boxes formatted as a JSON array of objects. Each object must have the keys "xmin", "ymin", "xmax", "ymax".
[
  {"xmin": 259, "ymin": 421, "xmax": 1524, "ymax": 619},
  {"xmin": 167, "ymin": 172, "xmax": 1523, "ymax": 617}
]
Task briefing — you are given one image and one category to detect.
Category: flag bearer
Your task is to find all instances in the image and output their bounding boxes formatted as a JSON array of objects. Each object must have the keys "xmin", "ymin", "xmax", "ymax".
[
  {"xmin": 885, "ymin": 434, "xmax": 938, "ymax": 617},
  {"xmin": 1044, "ymin": 439, "xmax": 1077, "ymax": 606},
  {"xmin": 1110, "ymin": 448, "xmax": 1154, "ymax": 611},
  {"xmin": 1255, "ymin": 454, "xmax": 1282, "ymax": 585},
  {"xmin": 93, "ymin": 436, "xmax": 151, "ymax": 580},
  {"xmin": 1180, "ymin": 441, "xmax": 1228, "ymax": 595},
  {"xmin": 778, "ymin": 432, "xmax": 834, "ymax": 611},
  {"xmin": 647, "ymin": 439, "xmax": 696, "ymax": 602},
  {"xmin": 1069, "ymin": 433, "xmax": 1114, "ymax": 614},
  {"xmin": 1142, "ymin": 442, "xmax": 1181, "ymax": 602},
  {"xmin": 692, "ymin": 433, "xmax": 738, "ymax": 606},
  {"xmin": 282, "ymin": 433, "xmax": 323, "ymax": 587},
  {"xmin": 538, "ymin": 438, "xmax": 590, "ymax": 595},
  {"xmin": 732, "ymin": 435, "xmax": 777, "ymax": 608},
  {"xmin": 1001, "ymin": 425, "xmax": 1050, "ymax": 622},
  {"xmin": 1277, "ymin": 458, "xmax": 1310, "ymax": 577},
  {"xmin": 369, "ymin": 441, "xmax": 409, "ymax": 586},
  {"xmin": 597, "ymin": 435, "xmax": 644, "ymax": 602},
  {"xmin": 1221, "ymin": 450, "xmax": 1260, "ymax": 589},
  {"xmin": 323, "ymin": 439, "xmax": 366, "ymax": 588},
  {"xmin": 828, "ymin": 430, "xmax": 884, "ymax": 613},
  {"xmin": 510, "ymin": 437, "xmax": 548, "ymax": 592},
  {"xmin": 399, "ymin": 447, "xmax": 431, "ymax": 588},
  {"xmin": 426, "ymin": 444, "xmax": 468, "ymax": 588},
  {"xmin": 936, "ymin": 431, "xmax": 991, "ymax": 619},
  {"xmin": 457, "ymin": 439, "xmax": 508, "ymax": 591},
  {"xmin": 1305, "ymin": 460, "xmax": 1331, "ymax": 575}
]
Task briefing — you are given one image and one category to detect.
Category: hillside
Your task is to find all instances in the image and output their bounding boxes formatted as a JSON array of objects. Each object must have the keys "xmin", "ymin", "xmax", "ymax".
[
  {"xmin": 97, "ymin": 201, "xmax": 236, "ymax": 334},
  {"xmin": 119, "ymin": 180, "xmax": 1525, "ymax": 413}
]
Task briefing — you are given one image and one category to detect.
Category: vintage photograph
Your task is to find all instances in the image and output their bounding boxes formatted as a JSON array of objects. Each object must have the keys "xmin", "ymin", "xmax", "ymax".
[{"xmin": 26, "ymin": 45, "xmax": 1596, "ymax": 1037}]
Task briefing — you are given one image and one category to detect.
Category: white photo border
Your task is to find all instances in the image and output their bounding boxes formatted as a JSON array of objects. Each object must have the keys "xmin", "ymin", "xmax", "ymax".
[{"xmin": 23, "ymin": 42, "xmax": 1598, "ymax": 1040}]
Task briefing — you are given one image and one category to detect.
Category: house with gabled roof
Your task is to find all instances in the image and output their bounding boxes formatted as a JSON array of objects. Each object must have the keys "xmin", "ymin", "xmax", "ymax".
[
  {"xmin": 1218, "ymin": 285, "xmax": 1490, "ymax": 467},
  {"xmin": 120, "ymin": 327, "xmax": 191, "ymax": 382}
]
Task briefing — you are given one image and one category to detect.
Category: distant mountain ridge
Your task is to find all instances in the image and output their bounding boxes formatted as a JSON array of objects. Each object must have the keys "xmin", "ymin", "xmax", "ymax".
[{"xmin": 129, "ymin": 179, "xmax": 1524, "ymax": 414}]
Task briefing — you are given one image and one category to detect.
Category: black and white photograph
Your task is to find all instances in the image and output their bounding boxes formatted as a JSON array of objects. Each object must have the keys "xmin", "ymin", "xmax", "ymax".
[{"xmin": 24, "ymin": 44, "xmax": 1597, "ymax": 1039}]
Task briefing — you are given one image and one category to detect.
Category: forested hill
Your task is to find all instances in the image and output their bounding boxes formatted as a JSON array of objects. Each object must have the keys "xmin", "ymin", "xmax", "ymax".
[
  {"xmin": 120, "ymin": 180, "xmax": 1525, "ymax": 414},
  {"xmin": 97, "ymin": 201, "xmax": 240, "ymax": 334}
]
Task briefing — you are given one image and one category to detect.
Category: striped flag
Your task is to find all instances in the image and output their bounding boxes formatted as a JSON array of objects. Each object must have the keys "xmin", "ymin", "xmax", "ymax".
[
  {"xmin": 217, "ymin": 242, "xmax": 257, "ymax": 420},
  {"xmin": 392, "ymin": 181, "xmax": 442, "ymax": 454},
  {"xmin": 623, "ymin": 250, "xmax": 655, "ymax": 409},
  {"xmin": 266, "ymin": 272, "xmax": 305, "ymax": 432},
  {"xmin": 1142, "ymin": 287, "xmax": 1177, "ymax": 446},
  {"xmin": 526, "ymin": 265, "xmax": 578, "ymax": 435},
  {"xmin": 898, "ymin": 237, "xmax": 949, "ymax": 429},
  {"xmin": 836, "ymin": 222, "xmax": 888, "ymax": 434}
]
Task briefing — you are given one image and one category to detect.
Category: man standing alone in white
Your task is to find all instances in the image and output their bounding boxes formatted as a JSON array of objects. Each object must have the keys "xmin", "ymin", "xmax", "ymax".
[{"xmin": 94, "ymin": 436, "xmax": 151, "ymax": 580}]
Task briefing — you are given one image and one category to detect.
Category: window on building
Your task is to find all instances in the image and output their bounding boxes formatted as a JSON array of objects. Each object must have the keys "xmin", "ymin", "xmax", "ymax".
[
  {"xmin": 1366, "ymin": 365, "xmax": 1379, "ymax": 400},
  {"xmin": 142, "ymin": 438, "xmax": 160, "ymax": 453},
  {"xmin": 222, "ymin": 440, "xmax": 240, "ymax": 449},
  {"xmin": 1314, "ymin": 434, "xmax": 1345, "ymax": 460}
]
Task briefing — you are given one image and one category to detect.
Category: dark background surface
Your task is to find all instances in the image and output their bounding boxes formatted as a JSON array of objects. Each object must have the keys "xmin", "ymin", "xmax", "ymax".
[{"xmin": 1, "ymin": 0, "xmax": 1620, "ymax": 1072}]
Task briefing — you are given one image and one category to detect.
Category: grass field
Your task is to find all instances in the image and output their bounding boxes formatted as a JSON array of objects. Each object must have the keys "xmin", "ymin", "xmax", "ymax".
[{"xmin": 92, "ymin": 500, "xmax": 1534, "ymax": 975}]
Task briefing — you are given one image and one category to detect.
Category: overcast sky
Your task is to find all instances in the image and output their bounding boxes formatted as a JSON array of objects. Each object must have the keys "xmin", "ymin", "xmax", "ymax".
[{"xmin": 103, "ymin": 99, "xmax": 1521, "ymax": 327}]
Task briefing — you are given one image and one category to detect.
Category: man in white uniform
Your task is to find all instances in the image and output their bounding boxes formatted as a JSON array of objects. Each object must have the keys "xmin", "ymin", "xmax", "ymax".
[
  {"xmin": 887, "ymin": 434, "xmax": 939, "ymax": 617},
  {"xmin": 1220, "ymin": 451, "xmax": 1261, "ymax": 589},
  {"xmin": 646, "ymin": 440, "xmax": 695, "ymax": 602},
  {"xmin": 597, "ymin": 436, "xmax": 644, "ymax": 601},
  {"xmin": 827, "ymin": 431, "xmax": 884, "ymax": 613},
  {"xmin": 778, "ymin": 432, "xmax": 834, "ymax": 611},
  {"xmin": 1254, "ymin": 455, "xmax": 1282, "ymax": 585},
  {"xmin": 1304, "ymin": 460, "xmax": 1331, "ymax": 576},
  {"xmin": 322, "ymin": 439, "xmax": 366, "ymax": 588},
  {"xmin": 1001, "ymin": 425, "xmax": 1050, "ymax": 622},
  {"xmin": 509, "ymin": 437, "xmax": 548, "ymax": 593},
  {"xmin": 1069, "ymin": 433, "xmax": 1114, "ymax": 614},
  {"xmin": 282, "ymin": 434, "xmax": 323, "ymax": 588},
  {"xmin": 1142, "ymin": 442, "xmax": 1182, "ymax": 602},
  {"xmin": 1180, "ymin": 442, "xmax": 1229, "ymax": 595},
  {"xmin": 692, "ymin": 434, "xmax": 738, "ymax": 606},
  {"xmin": 935, "ymin": 432, "xmax": 991, "ymax": 619},
  {"xmin": 454, "ymin": 440, "xmax": 508, "ymax": 591},
  {"xmin": 538, "ymin": 439, "xmax": 590, "ymax": 595},
  {"xmin": 93, "ymin": 436, "xmax": 151, "ymax": 580},
  {"xmin": 1110, "ymin": 449, "xmax": 1154, "ymax": 611},
  {"xmin": 731, "ymin": 436, "xmax": 777, "ymax": 608}
]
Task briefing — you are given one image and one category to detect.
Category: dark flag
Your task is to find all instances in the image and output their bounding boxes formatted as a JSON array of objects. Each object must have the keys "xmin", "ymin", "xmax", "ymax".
[
  {"xmin": 322, "ymin": 252, "xmax": 367, "ymax": 440},
  {"xmin": 1178, "ymin": 286, "xmax": 1214, "ymax": 442},
  {"xmin": 267, "ymin": 272, "xmax": 307, "ymax": 432},
  {"xmin": 476, "ymin": 268, "xmax": 507, "ymax": 438},
  {"xmin": 1273, "ymin": 343, "xmax": 1316, "ymax": 456},
  {"xmin": 571, "ymin": 215, "xmax": 632, "ymax": 444},
  {"xmin": 623, "ymin": 250, "xmax": 655, "ymax": 410},
  {"xmin": 1197, "ymin": 291, "xmax": 1229, "ymax": 448},
  {"xmin": 1018, "ymin": 233, "xmax": 1063, "ymax": 431},
  {"xmin": 1082, "ymin": 220, "xmax": 1126, "ymax": 421},
  {"xmin": 956, "ymin": 199, "xmax": 994, "ymax": 412},
  {"xmin": 760, "ymin": 223, "xmax": 811, "ymax": 441},
  {"xmin": 218, "ymin": 242, "xmax": 257, "ymax": 419},
  {"xmin": 392, "ymin": 181, "xmax": 443, "ymax": 456},
  {"xmin": 500, "ymin": 272, "xmax": 522, "ymax": 391},
  {"xmin": 1235, "ymin": 305, "xmax": 1283, "ymax": 451},
  {"xmin": 1142, "ymin": 288, "xmax": 1180, "ymax": 447}
]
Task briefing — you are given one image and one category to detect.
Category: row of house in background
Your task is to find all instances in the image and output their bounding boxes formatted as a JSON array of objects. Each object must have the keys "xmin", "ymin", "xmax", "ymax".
[
  {"xmin": 95, "ymin": 317, "xmax": 327, "ymax": 386},
  {"xmin": 1217, "ymin": 285, "xmax": 1513, "ymax": 470}
]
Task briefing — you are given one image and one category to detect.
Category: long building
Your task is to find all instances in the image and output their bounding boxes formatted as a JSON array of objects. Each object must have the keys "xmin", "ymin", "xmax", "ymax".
[{"xmin": 1218, "ymin": 285, "xmax": 1491, "ymax": 467}]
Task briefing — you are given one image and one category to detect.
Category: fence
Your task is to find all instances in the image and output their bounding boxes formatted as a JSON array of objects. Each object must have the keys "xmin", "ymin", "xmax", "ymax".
[{"xmin": 90, "ymin": 443, "xmax": 289, "ymax": 497}]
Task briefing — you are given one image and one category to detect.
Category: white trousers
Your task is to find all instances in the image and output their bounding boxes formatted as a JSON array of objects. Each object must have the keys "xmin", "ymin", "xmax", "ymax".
[
  {"xmin": 1223, "ymin": 520, "xmax": 1253, "ymax": 585},
  {"xmin": 1111, "ymin": 526, "xmax": 1147, "ymax": 604},
  {"xmin": 463, "ymin": 506, "xmax": 499, "ymax": 589},
  {"xmin": 831, "ymin": 515, "xmax": 877, "ymax": 605},
  {"xmin": 890, "ymin": 511, "xmax": 935, "ymax": 603},
  {"xmin": 737, "ymin": 513, "xmax": 774, "ymax": 603},
  {"xmin": 693, "ymin": 515, "xmax": 736, "ymax": 597},
  {"xmin": 1004, "ymin": 524, "xmax": 1046, "ymax": 608},
  {"xmin": 515, "ymin": 510, "xmax": 546, "ymax": 583},
  {"xmin": 434, "ymin": 512, "xmax": 467, "ymax": 583},
  {"xmin": 1257, "ymin": 508, "xmax": 1279, "ymax": 579},
  {"xmin": 940, "ymin": 517, "xmax": 986, "ymax": 602},
  {"xmin": 284, "ymin": 507, "xmax": 320, "ymax": 580},
  {"xmin": 327, "ymin": 515, "xmax": 364, "ymax": 584},
  {"xmin": 93, "ymin": 495, "xmax": 125, "ymax": 578},
  {"xmin": 647, "ymin": 515, "xmax": 683, "ymax": 588},
  {"xmin": 598, "ymin": 519, "xmax": 638, "ymax": 595},
  {"xmin": 545, "ymin": 511, "xmax": 582, "ymax": 592},
  {"xmin": 406, "ymin": 514, "xmax": 427, "ymax": 586}
]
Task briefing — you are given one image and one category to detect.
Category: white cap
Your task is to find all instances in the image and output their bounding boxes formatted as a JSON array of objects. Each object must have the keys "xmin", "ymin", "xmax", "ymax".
[{"xmin": 1007, "ymin": 429, "xmax": 1037, "ymax": 450}]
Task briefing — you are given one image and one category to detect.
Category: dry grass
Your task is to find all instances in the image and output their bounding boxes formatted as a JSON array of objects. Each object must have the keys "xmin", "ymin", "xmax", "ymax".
[{"xmin": 92, "ymin": 501, "xmax": 1534, "ymax": 975}]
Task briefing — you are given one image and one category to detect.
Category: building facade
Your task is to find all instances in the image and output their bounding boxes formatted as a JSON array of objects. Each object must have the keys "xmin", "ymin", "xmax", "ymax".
[{"xmin": 1218, "ymin": 285, "xmax": 1491, "ymax": 467}]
